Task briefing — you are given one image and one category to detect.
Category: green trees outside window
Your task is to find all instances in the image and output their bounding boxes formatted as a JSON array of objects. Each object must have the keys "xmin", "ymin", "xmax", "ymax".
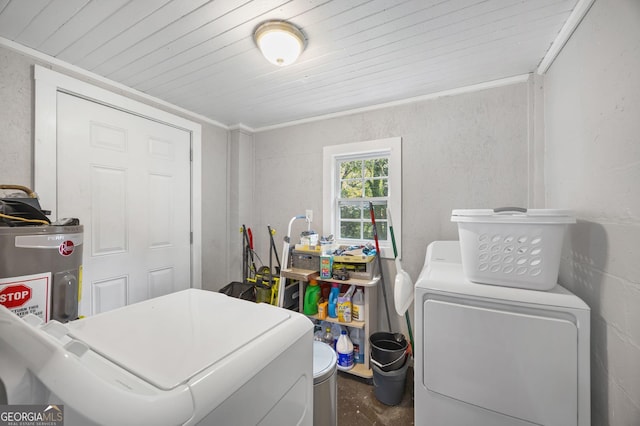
[{"xmin": 337, "ymin": 157, "xmax": 388, "ymax": 242}]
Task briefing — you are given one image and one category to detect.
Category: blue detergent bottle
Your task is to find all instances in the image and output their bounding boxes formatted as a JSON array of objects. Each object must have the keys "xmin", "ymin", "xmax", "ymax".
[{"xmin": 328, "ymin": 282, "xmax": 340, "ymax": 318}]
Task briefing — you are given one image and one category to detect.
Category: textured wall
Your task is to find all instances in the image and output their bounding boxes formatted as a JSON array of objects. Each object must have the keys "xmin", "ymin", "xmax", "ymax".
[
  {"xmin": 253, "ymin": 82, "xmax": 531, "ymax": 331},
  {"xmin": 0, "ymin": 45, "xmax": 230, "ymax": 290},
  {"xmin": 0, "ymin": 46, "xmax": 36, "ymax": 185},
  {"xmin": 226, "ymin": 128, "xmax": 256, "ymax": 285},
  {"xmin": 545, "ymin": 0, "xmax": 640, "ymax": 424},
  {"xmin": 200, "ymin": 123, "xmax": 230, "ymax": 291}
]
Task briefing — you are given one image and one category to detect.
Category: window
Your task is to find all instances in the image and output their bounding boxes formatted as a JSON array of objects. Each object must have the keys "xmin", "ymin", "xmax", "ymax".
[
  {"xmin": 337, "ymin": 155, "xmax": 389, "ymax": 240},
  {"xmin": 323, "ymin": 137, "xmax": 401, "ymax": 259}
]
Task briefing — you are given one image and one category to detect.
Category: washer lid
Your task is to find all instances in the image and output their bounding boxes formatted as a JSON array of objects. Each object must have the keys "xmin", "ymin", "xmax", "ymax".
[
  {"xmin": 313, "ymin": 341, "xmax": 337, "ymax": 383},
  {"xmin": 66, "ymin": 289, "xmax": 293, "ymax": 390}
]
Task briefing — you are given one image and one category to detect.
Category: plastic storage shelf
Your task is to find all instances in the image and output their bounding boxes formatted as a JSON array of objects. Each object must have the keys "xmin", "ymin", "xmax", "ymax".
[{"xmin": 281, "ymin": 268, "xmax": 379, "ymax": 379}]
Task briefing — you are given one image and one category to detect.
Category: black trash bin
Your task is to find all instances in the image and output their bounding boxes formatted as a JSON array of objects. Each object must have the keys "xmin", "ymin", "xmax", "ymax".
[{"xmin": 219, "ymin": 281, "xmax": 255, "ymax": 302}]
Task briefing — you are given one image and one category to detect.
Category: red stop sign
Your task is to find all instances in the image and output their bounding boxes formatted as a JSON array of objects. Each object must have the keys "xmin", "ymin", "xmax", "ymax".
[{"xmin": 0, "ymin": 284, "xmax": 32, "ymax": 309}]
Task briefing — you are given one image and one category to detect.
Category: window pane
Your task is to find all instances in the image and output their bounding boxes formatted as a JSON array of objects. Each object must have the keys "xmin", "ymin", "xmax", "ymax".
[
  {"xmin": 340, "ymin": 160, "xmax": 362, "ymax": 180},
  {"xmin": 363, "ymin": 223, "xmax": 374, "ymax": 240},
  {"xmin": 365, "ymin": 158, "xmax": 388, "ymax": 177},
  {"xmin": 376, "ymin": 222, "xmax": 388, "ymax": 240},
  {"xmin": 364, "ymin": 223, "xmax": 387, "ymax": 241},
  {"xmin": 364, "ymin": 179, "xmax": 388, "ymax": 197},
  {"xmin": 367, "ymin": 204, "xmax": 388, "ymax": 241},
  {"xmin": 372, "ymin": 203, "xmax": 387, "ymax": 220},
  {"xmin": 363, "ymin": 160, "xmax": 373, "ymax": 178},
  {"xmin": 341, "ymin": 221, "xmax": 361, "ymax": 239},
  {"xmin": 340, "ymin": 204, "xmax": 362, "ymax": 219},
  {"xmin": 341, "ymin": 180, "xmax": 362, "ymax": 198}
]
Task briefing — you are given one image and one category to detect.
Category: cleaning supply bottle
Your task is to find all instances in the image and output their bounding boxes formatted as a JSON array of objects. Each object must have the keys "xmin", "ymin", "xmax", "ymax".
[
  {"xmin": 331, "ymin": 323, "xmax": 343, "ymax": 349},
  {"xmin": 336, "ymin": 330, "xmax": 354, "ymax": 371},
  {"xmin": 322, "ymin": 326, "xmax": 334, "ymax": 347},
  {"xmin": 338, "ymin": 285, "xmax": 355, "ymax": 323},
  {"xmin": 328, "ymin": 282, "xmax": 340, "ymax": 318},
  {"xmin": 303, "ymin": 279, "xmax": 321, "ymax": 315},
  {"xmin": 317, "ymin": 299, "xmax": 328, "ymax": 319},
  {"xmin": 352, "ymin": 287, "xmax": 365, "ymax": 321},
  {"xmin": 350, "ymin": 328, "xmax": 364, "ymax": 364}
]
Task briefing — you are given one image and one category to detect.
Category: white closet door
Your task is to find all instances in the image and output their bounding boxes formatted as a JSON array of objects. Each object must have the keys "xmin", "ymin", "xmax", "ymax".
[{"xmin": 57, "ymin": 92, "xmax": 191, "ymax": 316}]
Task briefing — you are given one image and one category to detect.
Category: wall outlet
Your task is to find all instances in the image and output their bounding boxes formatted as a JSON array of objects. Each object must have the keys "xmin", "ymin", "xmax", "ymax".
[{"xmin": 305, "ymin": 209, "xmax": 313, "ymax": 223}]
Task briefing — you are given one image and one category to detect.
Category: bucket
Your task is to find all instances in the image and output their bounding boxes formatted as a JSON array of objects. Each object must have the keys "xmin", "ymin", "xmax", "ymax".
[
  {"xmin": 370, "ymin": 332, "xmax": 408, "ymax": 372},
  {"xmin": 372, "ymin": 359, "xmax": 409, "ymax": 406}
]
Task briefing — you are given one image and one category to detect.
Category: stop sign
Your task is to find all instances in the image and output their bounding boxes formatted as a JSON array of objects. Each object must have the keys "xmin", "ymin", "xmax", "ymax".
[{"xmin": 0, "ymin": 284, "xmax": 32, "ymax": 309}]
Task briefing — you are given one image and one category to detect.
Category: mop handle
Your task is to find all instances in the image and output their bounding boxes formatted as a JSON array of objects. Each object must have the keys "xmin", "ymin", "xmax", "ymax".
[
  {"xmin": 369, "ymin": 203, "xmax": 381, "ymax": 253},
  {"xmin": 369, "ymin": 202, "xmax": 392, "ymax": 332},
  {"xmin": 387, "ymin": 209, "xmax": 398, "ymax": 258}
]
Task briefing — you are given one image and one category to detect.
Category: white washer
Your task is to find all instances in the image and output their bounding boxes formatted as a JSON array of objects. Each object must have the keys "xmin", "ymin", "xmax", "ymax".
[
  {"xmin": 414, "ymin": 241, "xmax": 590, "ymax": 426},
  {"xmin": 0, "ymin": 289, "xmax": 314, "ymax": 425}
]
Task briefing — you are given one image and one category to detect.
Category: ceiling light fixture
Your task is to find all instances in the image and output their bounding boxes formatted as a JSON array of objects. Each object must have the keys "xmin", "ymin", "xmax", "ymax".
[{"xmin": 254, "ymin": 21, "xmax": 305, "ymax": 67}]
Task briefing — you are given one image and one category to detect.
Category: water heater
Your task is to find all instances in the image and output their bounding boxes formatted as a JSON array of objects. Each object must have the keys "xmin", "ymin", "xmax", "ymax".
[{"xmin": 0, "ymin": 225, "xmax": 83, "ymax": 323}]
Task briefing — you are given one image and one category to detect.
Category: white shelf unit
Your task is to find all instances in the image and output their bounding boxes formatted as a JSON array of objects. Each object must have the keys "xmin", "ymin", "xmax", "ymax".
[{"xmin": 281, "ymin": 268, "xmax": 379, "ymax": 379}]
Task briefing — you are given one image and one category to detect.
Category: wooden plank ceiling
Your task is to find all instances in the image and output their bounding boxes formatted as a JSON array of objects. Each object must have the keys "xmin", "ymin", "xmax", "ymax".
[{"xmin": 0, "ymin": 0, "xmax": 578, "ymax": 129}]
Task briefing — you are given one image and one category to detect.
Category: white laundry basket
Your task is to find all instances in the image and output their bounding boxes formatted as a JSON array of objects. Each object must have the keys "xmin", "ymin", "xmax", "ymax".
[{"xmin": 451, "ymin": 208, "xmax": 575, "ymax": 290}]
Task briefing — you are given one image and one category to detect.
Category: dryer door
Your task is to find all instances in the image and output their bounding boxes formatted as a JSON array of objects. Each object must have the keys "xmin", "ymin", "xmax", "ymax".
[{"xmin": 424, "ymin": 297, "xmax": 578, "ymax": 426}]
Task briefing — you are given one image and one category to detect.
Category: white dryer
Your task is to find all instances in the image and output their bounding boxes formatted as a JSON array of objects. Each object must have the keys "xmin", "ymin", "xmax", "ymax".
[
  {"xmin": 414, "ymin": 241, "xmax": 590, "ymax": 426},
  {"xmin": 0, "ymin": 289, "xmax": 314, "ymax": 425}
]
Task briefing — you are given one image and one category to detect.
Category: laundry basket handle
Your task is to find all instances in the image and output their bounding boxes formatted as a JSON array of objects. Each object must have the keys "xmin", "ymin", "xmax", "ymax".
[{"xmin": 493, "ymin": 207, "xmax": 527, "ymax": 214}]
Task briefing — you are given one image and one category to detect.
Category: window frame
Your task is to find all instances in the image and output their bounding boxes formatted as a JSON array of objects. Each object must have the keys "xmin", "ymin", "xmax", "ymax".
[{"xmin": 323, "ymin": 137, "xmax": 402, "ymax": 259}]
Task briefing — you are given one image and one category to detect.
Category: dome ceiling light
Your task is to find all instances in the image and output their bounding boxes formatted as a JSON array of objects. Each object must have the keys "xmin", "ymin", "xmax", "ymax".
[{"xmin": 254, "ymin": 20, "xmax": 305, "ymax": 67}]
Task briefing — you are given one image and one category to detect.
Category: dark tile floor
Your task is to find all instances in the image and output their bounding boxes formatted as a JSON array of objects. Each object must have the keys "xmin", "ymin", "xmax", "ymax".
[{"xmin": 337, "ymin": 367, "xmax": 414, "ymax": 425}]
